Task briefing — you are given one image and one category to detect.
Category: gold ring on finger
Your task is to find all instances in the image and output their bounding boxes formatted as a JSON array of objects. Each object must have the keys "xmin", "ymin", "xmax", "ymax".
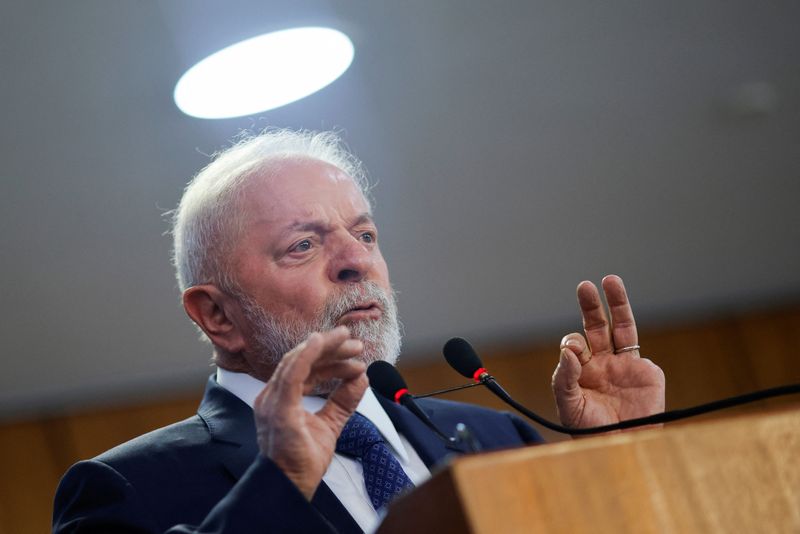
[{"xmin": 614, "ymin": 344, "xmax": 640, "ymax": 354}]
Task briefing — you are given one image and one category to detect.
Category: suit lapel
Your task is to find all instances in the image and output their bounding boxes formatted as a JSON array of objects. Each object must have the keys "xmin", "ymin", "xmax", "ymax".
[
  {"xmin": 196, "ymin": 377, "xmax": 259, "ymax": 480},
  {"xmin": 311, "ymin": 483, "xmax": 363, "ymax": 534},
  {"xmin": 197, "ymin": 376, "xmax": 363, "ymax": 533}
]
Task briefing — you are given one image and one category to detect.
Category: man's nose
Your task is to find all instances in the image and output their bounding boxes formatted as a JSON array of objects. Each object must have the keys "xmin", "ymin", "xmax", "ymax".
[{"xmin": 329, "ymin": 234, "xmax": 373, "ymax": 283}]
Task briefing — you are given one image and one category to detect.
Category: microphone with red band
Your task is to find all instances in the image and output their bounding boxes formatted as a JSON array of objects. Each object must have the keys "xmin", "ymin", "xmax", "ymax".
[
  {"xmin": 471, "ymin": 368, "xmax": 487, "ymax": 382},
  {"xmin": 444, "ymin": 336, "xmax": 659, "ymax": 434},
  {"xmin": 442, "ymin": 336, "xmax": 800, "ymax": 435},
  {"xmin": 442, "ymin": 337, "xmax": 560, "ymax": 427},
  {"xmin": 443, "ymin": 336, "xmax": 647, "ymax": 434},
  {"xmin": 367, "ymin": 361, "xmax": 481, "ymax": 452},
  {"xmin": 392, "ymin": 387, "xmax": 409, "ymax": 405}
]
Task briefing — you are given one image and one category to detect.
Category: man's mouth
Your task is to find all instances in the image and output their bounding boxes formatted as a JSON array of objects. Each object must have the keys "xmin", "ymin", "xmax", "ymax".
[{"xmin": 336, "ymin": 301, "xmax": 383, "ymax": 324}]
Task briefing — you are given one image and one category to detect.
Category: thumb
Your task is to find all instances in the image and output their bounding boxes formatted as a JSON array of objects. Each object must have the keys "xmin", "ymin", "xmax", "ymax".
[
  {"xmin": 552, "ymin": 347, "xmax": 582, "ymax": 396},
  {"xmin": 551, "ymin": 348, "xmax": 584, "ymax": 425}
]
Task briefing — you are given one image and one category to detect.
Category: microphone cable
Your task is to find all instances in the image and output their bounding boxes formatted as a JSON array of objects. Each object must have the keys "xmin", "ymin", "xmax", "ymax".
[{"xmin": 438, "ymin": 337, "xmax": 800, "ymax": 436}]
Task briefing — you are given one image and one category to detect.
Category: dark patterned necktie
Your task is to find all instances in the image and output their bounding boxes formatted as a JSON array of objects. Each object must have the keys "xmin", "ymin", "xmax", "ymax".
[{"xmin": 335, "ymin": 412, "xmax": 415, "ymax": 510}]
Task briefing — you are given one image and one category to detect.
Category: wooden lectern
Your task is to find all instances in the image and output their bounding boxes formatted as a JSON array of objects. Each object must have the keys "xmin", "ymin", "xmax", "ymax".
[{"xmin": 377, "ymin": 406, "xmax": 800, "ymax": 533}]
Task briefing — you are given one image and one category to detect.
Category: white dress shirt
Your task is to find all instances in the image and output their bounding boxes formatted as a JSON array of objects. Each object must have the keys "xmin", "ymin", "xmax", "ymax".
[{"xmin": 216, "ymin": 367, "xmax": 431, "ymax": 533}]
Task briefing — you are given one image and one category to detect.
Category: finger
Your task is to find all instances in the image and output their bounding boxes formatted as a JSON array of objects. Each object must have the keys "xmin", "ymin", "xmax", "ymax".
[
  {"xmin": 601, "ymin": 275, "xmax": 639, "ymax": 353},
  {"xmin": 560, "ymin": 333, "xmax": 592, "ymax": 365},
  {"xmin": 301, "ymin": 335, "xmax": 365, "ymax": 393},
  {"xmin": 309, "ymin": 337, "xmax": 364, "ymax": 369},
  {"xmin": 316, "ymin": 370, "xmax": 369, "ymax": 430},
  {"xmin": 302, "ymin": 358, "xmax": 367, "ymax": 395},
  {"xmin": 257, "ymin": 327, "xmax": 353, "ymax": 414},
  {"xmin": 577, "ymin": 280, "xmax": 613, "ymax": 354},
  {"xmin": 280, "ymin": 326, "xmax": 354, "ymax": 382},
  {"xmin": 255, "ymin": 333, "xmax": 322, "ymax": 417},
  {"xmin": 310, "ymin": 326, "xmax": 356, "ymax": 362},
  {"xmin": 307, "ymin": 342, "xmax": 365, "ymax": 372}
]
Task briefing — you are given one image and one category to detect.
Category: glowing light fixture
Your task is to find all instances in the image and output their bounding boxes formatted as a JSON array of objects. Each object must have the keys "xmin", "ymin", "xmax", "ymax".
[{"xmin": 174, "ymin": 27, "xmax": 354, "ymax": 119}]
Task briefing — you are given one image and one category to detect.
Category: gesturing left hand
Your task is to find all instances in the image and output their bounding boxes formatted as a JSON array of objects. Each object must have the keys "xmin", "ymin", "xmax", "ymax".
[{"xmin": 551, "ymin": 275, "xmax": 665, "ymax": 430}]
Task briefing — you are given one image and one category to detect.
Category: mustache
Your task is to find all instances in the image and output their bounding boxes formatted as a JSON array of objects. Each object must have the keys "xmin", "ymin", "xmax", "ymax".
[
  {"xmin": 235, "ymin": 279, "xmax": 401, "ymax": 375},
  {"xmin": 319, "ymin": 282, "xmax": 391, "ymax": 327}
]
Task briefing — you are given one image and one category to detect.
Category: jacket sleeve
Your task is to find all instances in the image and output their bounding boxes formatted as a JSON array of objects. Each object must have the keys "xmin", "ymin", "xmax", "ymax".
[{"xmin": 53, "ymin": 455, "xmax": 338, "ymax": 534}]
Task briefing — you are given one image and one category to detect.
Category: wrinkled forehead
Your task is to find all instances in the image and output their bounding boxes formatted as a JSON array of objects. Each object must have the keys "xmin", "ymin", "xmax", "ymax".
[{"xmin": 237, "ymin": 157, "xmax": 371, "ymax": 225}]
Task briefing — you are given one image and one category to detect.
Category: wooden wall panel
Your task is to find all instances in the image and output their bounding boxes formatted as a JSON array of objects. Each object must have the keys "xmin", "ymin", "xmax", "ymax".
[
  {"xmin": 641, "ymin": 319, "xmax": 752, "ymax": 404},
  {"xmin": 0, "ymin": 305, "xmax": 798, "ymax": 532},
  {"xmin": 732, "ymin": 307, "xmax": 800, "ymax": 411},
  {"xmin": 0, "ymin": 421, "xmax": 63, "ymax": 534},
  {"xmin": 734, "ymin": 308, "xmax": 800, "ymax": 388}
]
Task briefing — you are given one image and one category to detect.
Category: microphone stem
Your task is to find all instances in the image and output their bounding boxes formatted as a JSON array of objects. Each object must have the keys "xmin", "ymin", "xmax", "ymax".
[
  {"xmin": 482, "ymin": 377, "xmax": 800, "ymax": 435},
  {"xmin": 413, "ymin": 381, "xmax": 484, "ymax": 399},
  {"xmin": 399, "ymin": 396, "xmax": 455, "ymax": 443}
]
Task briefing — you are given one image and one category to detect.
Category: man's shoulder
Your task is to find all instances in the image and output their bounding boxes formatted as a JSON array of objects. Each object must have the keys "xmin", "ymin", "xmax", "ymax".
[
  {"xmin": 54, "ymin": 411, "xmax": 253, "ymax": 531},
  {"xmin": 94, "ymin": 414, "xmax": 211, "ymax": 463},
  {"xmin": 93, "ymin": 414, "xmax": 213, "ymax": 474},
  {"xmin": 94, "ymin": 375, "xmax": 252, "ymax": 470}
]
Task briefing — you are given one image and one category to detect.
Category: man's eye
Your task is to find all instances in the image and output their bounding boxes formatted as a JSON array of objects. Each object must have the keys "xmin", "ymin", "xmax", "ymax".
[
  {"xmin": 292, "ymin": 240, "xmax": 312, "ymax": 253},
  {"xmin": 360, "ymin": 232, "xmax": 376, "ymax": 243}
]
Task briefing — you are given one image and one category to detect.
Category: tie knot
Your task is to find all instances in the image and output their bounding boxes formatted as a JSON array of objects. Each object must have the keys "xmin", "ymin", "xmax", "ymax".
[{"xmin": 336, "ymin": 412, "xmax": 385, "ymax": 458}]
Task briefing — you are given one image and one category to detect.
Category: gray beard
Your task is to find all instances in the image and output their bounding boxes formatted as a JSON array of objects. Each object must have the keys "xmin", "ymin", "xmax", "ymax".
[{"xmin": 236, "ymin": 281, "xmax": 402, "ymax": 384}]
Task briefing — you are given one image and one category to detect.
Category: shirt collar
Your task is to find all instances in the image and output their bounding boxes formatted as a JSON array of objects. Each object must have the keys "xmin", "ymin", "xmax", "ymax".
[{"xmin": 215, "ymin": 367, "xmax": 410, "ymax": 463}]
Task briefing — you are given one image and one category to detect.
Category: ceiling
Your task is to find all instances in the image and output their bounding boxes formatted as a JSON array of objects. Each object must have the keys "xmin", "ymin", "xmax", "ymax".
[{"xmin": 2, "ymin": 1, "xmax": 799, "ymax": 418}]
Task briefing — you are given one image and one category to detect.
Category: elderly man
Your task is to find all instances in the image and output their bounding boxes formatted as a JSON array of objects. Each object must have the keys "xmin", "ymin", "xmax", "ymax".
[{"xmin": 53, "ymin": 130, "xmax": 664, "ymax": 533}]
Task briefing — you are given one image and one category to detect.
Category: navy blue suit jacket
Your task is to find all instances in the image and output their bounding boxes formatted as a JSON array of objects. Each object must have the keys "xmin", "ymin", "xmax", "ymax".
[{"xmin": 53, "ymin": 376, "xmax": 543, "ymax": 533}]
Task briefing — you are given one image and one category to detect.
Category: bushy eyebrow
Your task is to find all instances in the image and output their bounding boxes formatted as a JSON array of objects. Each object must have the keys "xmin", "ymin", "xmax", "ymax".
[
  {"xmin": 351, "ymin": 212, "xmax": 375, "ymax": 228},
  {"xmin": 280, "ymin": 212, "xmax": 375, "ymax": 237}
]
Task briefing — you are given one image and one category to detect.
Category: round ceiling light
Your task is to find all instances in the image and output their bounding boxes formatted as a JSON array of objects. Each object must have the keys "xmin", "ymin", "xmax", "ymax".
[{"xmin": 174, "ymin": 27, "xmax": 354, "ymax": 119}]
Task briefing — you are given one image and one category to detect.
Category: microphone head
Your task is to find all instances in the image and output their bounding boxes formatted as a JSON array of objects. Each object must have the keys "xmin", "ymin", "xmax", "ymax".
[
  {"xmin": 367, "ymin": 360, "xmax": 409, "ymax": 403},
  {"xmin": 443, "ymin": 337, "xmax": 484, "ymax": 379}
]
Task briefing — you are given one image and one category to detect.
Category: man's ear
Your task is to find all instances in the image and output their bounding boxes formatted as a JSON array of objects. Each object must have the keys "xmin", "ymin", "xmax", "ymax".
[{"xmin": 182, "ymin": 285, "xmax": 247, "ymax": 354}]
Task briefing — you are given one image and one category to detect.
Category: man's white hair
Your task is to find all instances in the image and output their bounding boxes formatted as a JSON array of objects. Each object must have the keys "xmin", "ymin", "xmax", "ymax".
[{"xmin": 171, "ymin": 128, "xmax": 370, "ymax": 293}]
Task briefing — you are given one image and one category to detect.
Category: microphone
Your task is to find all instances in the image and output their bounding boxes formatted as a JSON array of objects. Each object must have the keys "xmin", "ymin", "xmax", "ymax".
[
  {"xmin": 443, "ymin": 337, "xmax": 568, "ymax": 432},
  {"xmin": 367, "ymin": 361, "xmax": 480, "ymax": 451},
  {"xmin": 442, "ymin": 337, "xmax": 800, "ymax": 435},
  {"xmin": 443, "ymin": 337, "xmax": 654, "ymax": 435}
]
